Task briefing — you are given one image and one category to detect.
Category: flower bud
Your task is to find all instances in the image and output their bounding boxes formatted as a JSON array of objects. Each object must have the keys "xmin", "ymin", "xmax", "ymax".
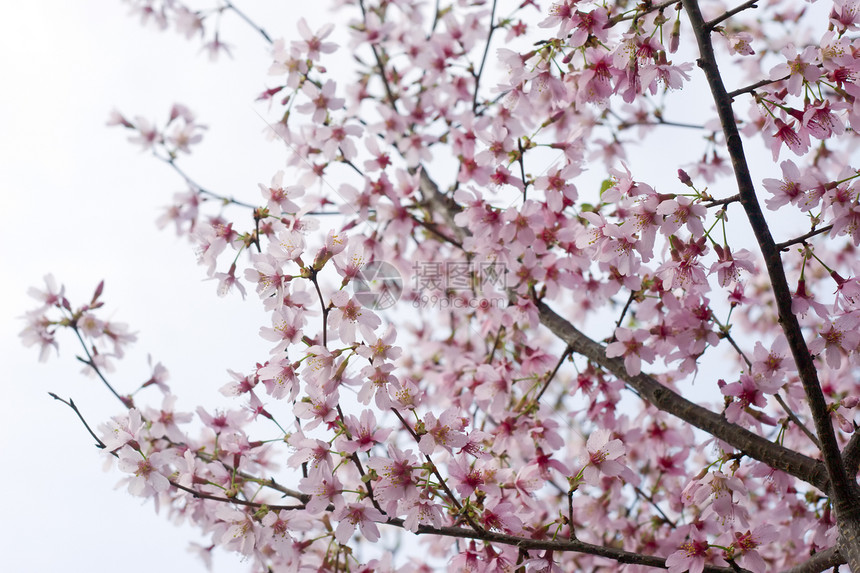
[
  {"xmin": 669, "ymin": 18, "xmax": 681, "ymax": 53},
  {"xmin": 677, "ymin": 169, "xmax": 693, "ymax": 187}
]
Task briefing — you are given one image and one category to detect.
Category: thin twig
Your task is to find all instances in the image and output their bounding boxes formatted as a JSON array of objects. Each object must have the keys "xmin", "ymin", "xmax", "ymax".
[
  {"xmin": 429, "ymin": 0, "xmax": 441, "ymax": 35},
  {"xmin": 704, "ymin": 193, "xmax": 741, "ymax": 208},
  {"xmin": 308, "ymin": 270, "xmax": 330, "ymax": 347},
  {"xmin": 358, "ymin": 0, "xmax": 398, "ymax": 107},
  {"xmin": 534, "ymin": 346, "xmax": 572, "ymax": 404},
  {"xmin": 775, "ymin": 226, "xmax": 833, "ymax": 252},
  {"xmin": 472, "ymin": 0, "xmax": 498, "ymax": 112},
  {"xmin": 50, "ymin": 376, "xmax": 312, "ymax": 508},
  {"xmin": 705, "ymin": 0, "xmax": 758, "ymax": 29},
  {"xmin": 411, "ymin": 214, "xmax": 464, "ymax": 249},
  {"xmin": 389, "ymin": 409, "xmax": 485, "ymax": 534},
  {"xmin": 71, "ymin": 326, "xmax": 130, "ymax": 407},
  {"xmin": 486, "ymin": 325, "xmax": 505, "ymax": 364},
  {"xmin": 721, "ymin": 329, "xmax": 752, "ymax": 367},
  {"xmin": 609, "ymin": 0, "xmax": 679, "ymax": 25},
  {"xmin": 615, "ymin": 291, "xmax": 636, "ymax": 329},
  {"xmin": 48, "ymin": 393, "xmax": 107, "ymax": 449},
  {"xmin": 223, "ymin": 1, "xmax": 272, "ymax": 44},
  {"xmin": 171, "ymin": 480, "xmax": 304, "ymax": 510},
  {"xmin": 617, "ymin": 119, "xmax": 706, "ymax": 130},
  {"xmin": 775, "ymin": 393, "xmax": 821, "ymax": 448},
  {"xmin": 336, "ymin": 404, "xmax": 388, "ymax": 516},
  {"xmin": 632, "ymin": 485, "xmax": 677, "ymax": 527},
  {"xmin": 727, "ymin": 75, "xmax": 790, "ymax": 99},
  {"xmin": 161, "ymin": 156, "xmax": 257, "ymax": 209}
]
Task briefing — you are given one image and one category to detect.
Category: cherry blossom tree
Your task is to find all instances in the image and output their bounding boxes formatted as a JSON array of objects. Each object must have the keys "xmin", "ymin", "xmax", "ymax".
[{"xmin": 21, "ymin": 0, "xmax": 860, "ymax": 571}]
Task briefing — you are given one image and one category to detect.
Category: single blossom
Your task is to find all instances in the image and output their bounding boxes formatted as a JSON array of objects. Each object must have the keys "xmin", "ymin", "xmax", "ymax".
[
  {"xmin": 579, "ymin": 428, "xmax": 628, "ymax": 485},
  {"xmin": 605, "ymin": 327, "xmax": 655, "ymax": 375},
  {"xmin": 333, "ymin": 501, "xmax": 385, "ymax": 544},
  {"xmin": 116, "ymin": 446, "xmax": 171, "ymax": 496},
  {"xmin": 666, "ymin": 535, "xmax": 710, "ymax": 573}
]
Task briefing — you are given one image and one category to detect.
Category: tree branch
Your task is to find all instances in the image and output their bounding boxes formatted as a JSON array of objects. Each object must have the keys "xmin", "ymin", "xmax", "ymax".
[
  {"xmin": 472, "ymin": 0, "xmax": 498, "ymax": 112},
  {"xmin": 47, "ymin": 388, "xmax": 766, "ymax": 570},
  {"xmin": 223, "ymin": 1, "xmax": 272, "ymax": 44},
  {"xmin": 358, "ymin": 0, "xmax": 398, "ymax": 107},
  {"xmin": 533, "ymin": 346, "xmax": 572, "ymax": 404},
  {"xmin": 727, "ymin": 75, "xmax": 790, "ymax": 100},
  {"xmin": 537, "ymin": 300, "xmax": 829, "ymax": 491},
  {"xmin": 160, "ymin": 155, "xmax": 257, "ymax": 209},
  {"xmin": 775, "ymin": 226, "xmax": 834, "ymax": 252},
  {"xmin": 48, "ymin": 393, "xmax": 107, "ymax": 450},
  {"xmin": 71, "ymin": 325, "xmax": 132, "ymax": 408},
  {"xmin": 705, "ymin": 0, "xmax": 758, "ymax": 29},
  {"xmin": 780, "ymin": 546, "xmax": 844, "ymax": 573},
  {"xmin": 843, "ymin": 433, "xmax": 860, "ymax": 479},
  {"xmin": 704, "ymin": 193, "xmax": 740, "ymax": 208},
  {"xmin": 775, "ymin": 392, "xmax": 821, "ymax": 449},
  {"xmin": 170, "ymin": 480, "xmax": 305, "ymax": 511},
  {"xmin": 608, "ymin": 0, "xmax": 679, "ymax": 26},
  {"xmin": 681, "ymin": 0, "xmax": 860, "ymax": 566},
  {"xmin": 388, "ymin": 519, "xmax": 749, "ymax": 572}
]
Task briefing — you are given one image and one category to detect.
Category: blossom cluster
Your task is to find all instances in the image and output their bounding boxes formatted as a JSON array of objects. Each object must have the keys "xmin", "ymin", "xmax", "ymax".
[{"xmin": 22, "ymin": 0, "xmax": 860, "ymax": 571}]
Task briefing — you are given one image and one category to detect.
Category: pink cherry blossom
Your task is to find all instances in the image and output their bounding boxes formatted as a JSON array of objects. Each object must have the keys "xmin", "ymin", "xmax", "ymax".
[
  {"xmin": 26, "ymin": 2, "xmax": 860, "ymax": 571},
  {"xmin": 730, "ymin": 524, "xmax": 779, "ymax": 573},
  {"xmin": 293, "ymin": 18, "xmax": 337, "ymax": 61},
  {"xmin": 807, "ymin": 312, "xmax": 860, "ymax": 368},
  {"xmin": 333, "ymin": 501, "xmax": 384, "ymax": 544},
  {"xmin": 666, "ymin": 533, "xmax": 711, "ymax": 573},
  {"xmin": 296, "ymin": 79, "xmax": 344, "ymax": 123},
  {"xmin": 328, "ymin": 290, "xmax": 380, "ymax": 344},
  {"xmin": 116, "ymin": 445, "xmax": 171, "ymax": 496},
  {"xmin": 578, "ymin": 428, "xmax": 628, "ymax": 485},
  {"xmin": 605, "ymin": 327, "xmax": 655, "ymax": 376}
]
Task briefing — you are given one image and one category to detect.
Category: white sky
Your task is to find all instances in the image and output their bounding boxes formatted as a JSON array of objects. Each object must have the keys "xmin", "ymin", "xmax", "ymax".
[{"xmin": 0, "ymin": 2, "xmax": 314, "ymax": 571}]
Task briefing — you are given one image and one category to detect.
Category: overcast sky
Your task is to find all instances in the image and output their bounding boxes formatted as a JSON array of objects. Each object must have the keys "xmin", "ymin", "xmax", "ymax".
[{"xmin": 0, "ymin": 2, "xmax": 315, "ymax": 571}]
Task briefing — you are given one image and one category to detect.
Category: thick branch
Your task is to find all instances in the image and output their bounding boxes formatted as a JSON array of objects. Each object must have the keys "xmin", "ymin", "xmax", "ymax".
[
  {"xmin": 780, "ymin": 547, "xmax": 845, "ymax": 573},
  {"xmin": 537, "ymin": 300, "xmax": 829, "ymax": 491},
  {"xmin": 844, "ymin": 433, "xmax": 860, "ymax": 479}
]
